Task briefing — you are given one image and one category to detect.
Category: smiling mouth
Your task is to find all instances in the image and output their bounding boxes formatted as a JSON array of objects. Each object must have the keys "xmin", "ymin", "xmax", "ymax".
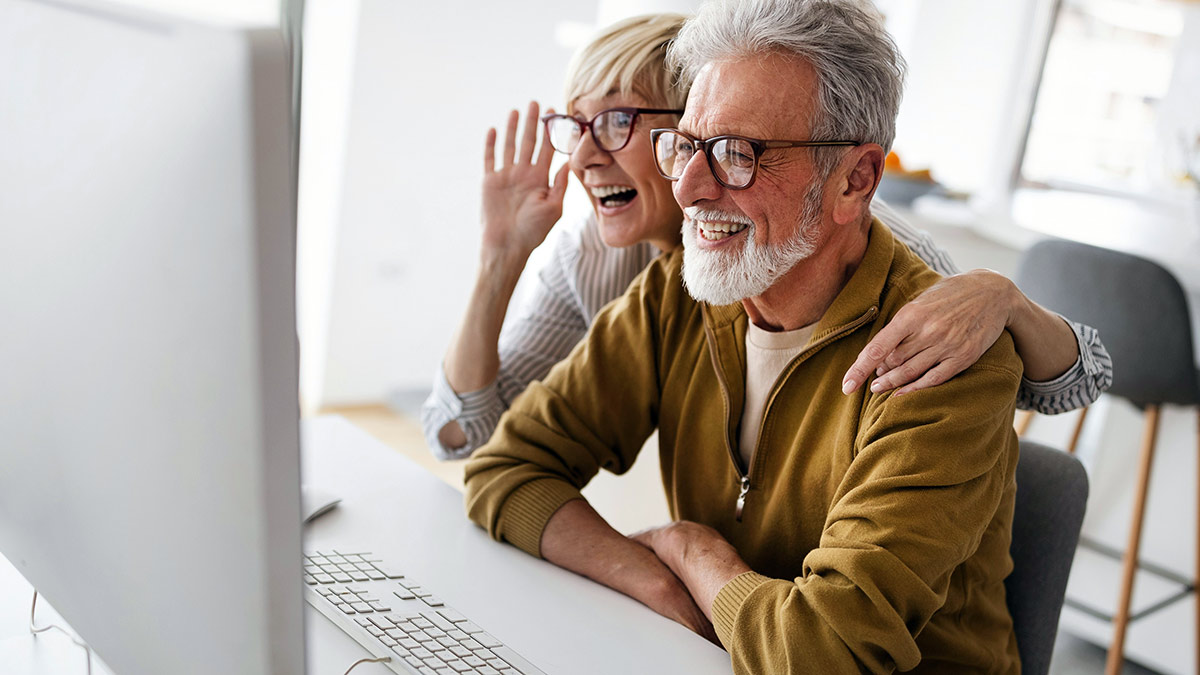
[
  {"xmin": 591, "ymin": 185, "xmax": 638, "ymax": 209},
  {"xmin": 696, "ymin": 220, "xmax": 750, "ymax": 241}
]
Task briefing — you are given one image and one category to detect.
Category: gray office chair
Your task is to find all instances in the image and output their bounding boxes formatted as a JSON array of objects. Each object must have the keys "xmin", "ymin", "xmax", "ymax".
[
  {"xmin": 1007, "ymin": 439, "xmax": 1089, "ymax": 675},
  {"xmin": 1015, "ymin": 239, "xmax": 1200, "ymax": 675}
]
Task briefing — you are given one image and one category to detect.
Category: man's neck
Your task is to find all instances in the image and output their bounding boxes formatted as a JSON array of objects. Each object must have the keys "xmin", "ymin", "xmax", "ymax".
[{"xmin": 742, "ymin": 217, "xmax": 871, "ymax": 331}]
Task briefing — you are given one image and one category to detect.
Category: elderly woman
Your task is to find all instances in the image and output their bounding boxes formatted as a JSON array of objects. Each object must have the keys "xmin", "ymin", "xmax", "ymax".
[{"xmin": 422, "ymin": 12, "xmax": 1110, "ymax": 461}]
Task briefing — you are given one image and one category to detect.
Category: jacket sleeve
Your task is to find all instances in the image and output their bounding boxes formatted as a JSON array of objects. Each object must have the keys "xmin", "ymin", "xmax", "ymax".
[
  {"xmin": 462, "ymin": 255, "xmax": 674, "ymax": 556},
  {"xmin": 711, "ymin": 341, "xmax": 1023, "ymax": 674}
]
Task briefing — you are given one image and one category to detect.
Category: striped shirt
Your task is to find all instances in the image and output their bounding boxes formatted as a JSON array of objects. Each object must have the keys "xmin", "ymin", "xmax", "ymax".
[{"xmin": 421, "ymin": 199, "xmax": 1113, "ymax": 460}]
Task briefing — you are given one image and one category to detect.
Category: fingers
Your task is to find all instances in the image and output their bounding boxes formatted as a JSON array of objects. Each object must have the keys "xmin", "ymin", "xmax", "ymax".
[
  {"xmin": 536, "ymin": 107, "xmax": 557, "ymax": 170},
  {"xmin": 894, "ymin": 359, "xmax": 967, "ymax": 397},
  {"xmin": 483, "ymin": 127, "xmax": 496, "ymax": 173},
  {"xmin": 869, "ymin": 346, "xmax": 941, "ymax": 393},
  {"xmin": 549, "ymin": 162, "xmax": 570, "ymax": 201},
  {"xmin": 842, "ymin": 320, "xmax": 908, "ymax": 394},
  {"xmin": 517, "ymin": 100, "xmax": 539, "ymax": 165},
  {"xmin": 501, "ymin": 108, "xmax": 518, "ymax": 169}
]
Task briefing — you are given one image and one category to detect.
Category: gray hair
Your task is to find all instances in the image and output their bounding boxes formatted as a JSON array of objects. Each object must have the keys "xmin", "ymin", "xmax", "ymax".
[{"xmin": 668, "ymin": 0, "xmax": 905, "ymax": 177}]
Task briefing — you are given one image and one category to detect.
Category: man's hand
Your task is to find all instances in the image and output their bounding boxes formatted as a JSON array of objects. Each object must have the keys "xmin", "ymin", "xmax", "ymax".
[
  {"xmin": 841, "ymin": 270, "xmax": 1016, "ymax": 397},
  {"xmin": 631, "ymin": 521, "xmax": 751, "ymax": 628},
  {"xmin": 539, "ymin": 500, "xmax": 719, "ymax": 644}
]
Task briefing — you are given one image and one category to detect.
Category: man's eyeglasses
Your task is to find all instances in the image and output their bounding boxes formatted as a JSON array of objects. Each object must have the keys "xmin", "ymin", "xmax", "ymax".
[
  {"xmin": 649, "ymin": 128, "xmax": 860, "ymax": 190},
  {"xmin": 540, "ymin": 107, "xmax": 683, "ymax": 155}
]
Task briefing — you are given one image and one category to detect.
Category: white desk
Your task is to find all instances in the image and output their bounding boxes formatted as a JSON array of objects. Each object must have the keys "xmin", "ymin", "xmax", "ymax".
[{"xmin": 0, "ymin": 416, "xmax": 731, "ymax": 674}]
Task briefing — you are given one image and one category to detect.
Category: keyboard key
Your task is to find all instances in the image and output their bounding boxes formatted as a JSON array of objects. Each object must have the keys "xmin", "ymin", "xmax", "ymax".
[
  {"xmin": 395, "ymin": 588, "xmax": 417, "ymax": 600},
  {"xmin": 384, "ymin": 628, "xmax": 404, "ymax": 639},
  {"xmin": 459, "ymin": 621, "xmax": 484, "ymax": 634},
  {"xmin": 449, "ymin": 645, "xmax": 471, "ymax": 658},
  {"xmin": 422, "ymin": 595, "xmax": 445, "ymax": 607},
  {"xmin": 447, "ymin": 629, "xmax": 468, "ymax": 641},
  {"xmin": 474, "ymin": 633, "xmax": 503, "ymax": 649},
  {"xmin": 422, "ymin": 612, "xmax": 457, "ymax": 632},
  {"xmin": 303, "ymin": 574, "xmax": 318, "ymax": 585},
  {"xmin": 366, "ymin": 569, "xmax": 387, "ymax": 580},
  {"xmin": 485, "ymin": 658, "xmax": 508, "ymax": 670},
  {"xmin": 350, "ymin": 602, "xmax": 373, "ymax": 613},
  {"xmin": 492, "ymin": 645, "xmax": 536, "ymax": 674},
  {"xmin": 399, "ymin": 638, "xmax": 420, "ymax": 650},
  {"xmin": 479, "ymin": 668, "xmax": 501, "ymax": 675},
  {"xmin": 373, "ymin": 563, "xmax": 405, "ymax": 579},
  {"xmin": 407, "ymin": 586, "xmax": 430, "ymax": 597},
  {"xmin": 446, "ymin": 660, "xmax": 472, "ymax": 673},
  {"xmin": 332, "ymin": 572, "xmax": 353, "ymax": 583},
  {"xmin": 437, "ymin": 636, "xmax": 457, "ymax": 649},
  {"xmin": 369, "ymin": 601, "xmax": 390, "ymax": 612},
  {"xmin": 314, "ymin": 573, "xmax": 335, "ymax": 584},
  {"xmin": 438, "ymin": 609, "xmax": 467, "ymax": 623},
  {"xmin": 412, "ymin": 647, "xmax": 434, "ymax": 660},
  {"xmin": 436, "ymin": 650, "xmax": 457, "ymax": 663},
  {"xmin": 318, "ymin": 586, "xmax": 336, "ymax": 597},
  {"xmin": 422, "ymin": 657, "xmax": 443, "ymax": 669},
  {"xmin": 367, "ymin": 626, "xmax": 384, "ymax": 638},
  {"xmin": 397, "ymin": 621, "xmax": 419, "ymax": 634},
  {"xmin": 369, "ymin": 616, "xmax": 392, "ymax": 630},
  {"xmin": 464, "ymin": 656, "xmax": 487, "ymax": 668},
  {"xmin": 354, "ymin": 617, "xmax": 373, "ymax": 628},
  {"xmin": 380, "ymin": 636, "xmax": 398, "ymax": 648},
  {"xmin": 337, "ymin": 604, "xmax": 356, "ymax": 615},
  {"xmin": 412, "ymin": 618, "xmax": 434, "ymax": 630},
  {"xmin": 350, "ymin": 571, "xmax": 370, "ymax": 582}
]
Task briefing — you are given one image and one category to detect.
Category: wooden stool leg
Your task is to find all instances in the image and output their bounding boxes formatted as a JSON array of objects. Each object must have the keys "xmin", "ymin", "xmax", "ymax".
[
  {"xmin": 1015, "ymin": 409, "xmax": 1035, "ymax": 437},
  {"xmin": 1105, "ymin": 405, "xmax": 1162, "ymax": 675},
  {"xmin": 1065, "ymin": 406, "xmax": 1090, "ymax": 455}
]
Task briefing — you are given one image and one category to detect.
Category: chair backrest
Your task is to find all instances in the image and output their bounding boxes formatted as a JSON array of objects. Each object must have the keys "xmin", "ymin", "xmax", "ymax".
[
  {"xmin": 1015, "ymin": 239, "xmax": 1198, "ymax": 407},
  {"xmin": 1006, "ymin": 439, "xmax": 1089, "ymax": 675}
]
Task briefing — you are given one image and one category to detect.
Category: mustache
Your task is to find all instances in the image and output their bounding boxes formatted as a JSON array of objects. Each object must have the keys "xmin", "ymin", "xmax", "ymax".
[{"xmin": 683, "ymin": 207, "xmax": 754, "ymax": 226}]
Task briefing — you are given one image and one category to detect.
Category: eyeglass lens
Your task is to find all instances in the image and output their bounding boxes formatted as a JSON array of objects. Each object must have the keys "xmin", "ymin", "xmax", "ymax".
[
  {"xmin": 546, "ymin": 110, "xmax": 637, "ymax": 154},
  {"xmin": 654, "ymin": 131, "xmax": 757, "ymax": 188}
]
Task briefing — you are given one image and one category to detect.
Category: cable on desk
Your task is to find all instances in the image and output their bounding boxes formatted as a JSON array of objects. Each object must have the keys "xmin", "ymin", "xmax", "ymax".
[
  {"xmin": 342, "ymin": 655, "xmax": 392, "ymax": 674},
  {"xmin": 30, "ymin": 590, "xmax": 93, "ymax": 675}
]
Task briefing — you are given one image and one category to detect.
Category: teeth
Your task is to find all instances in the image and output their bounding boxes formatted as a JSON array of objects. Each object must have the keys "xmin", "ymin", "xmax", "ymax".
[
  {"xmin": 590, "ymin": 185, "xmax": 635, "ymax": 198},
  {"xmin": 697, "ymin": 220, "xmax": 749, "ymax": 241}
]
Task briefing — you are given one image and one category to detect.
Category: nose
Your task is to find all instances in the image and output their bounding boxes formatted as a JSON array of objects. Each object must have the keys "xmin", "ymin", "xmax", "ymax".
[
  {"xmin": 671, "ymin": 146, "xmax": 722, "ymax": 207},
  {"xmin": 568, "ymin": 126, "xmax": 610, "ymax": 173}
]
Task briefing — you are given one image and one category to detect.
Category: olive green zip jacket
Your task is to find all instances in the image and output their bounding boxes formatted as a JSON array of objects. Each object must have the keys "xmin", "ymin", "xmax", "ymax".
[{"xmin": 464, "ymin": 219, "xmax": 1023, "ymax": 674}]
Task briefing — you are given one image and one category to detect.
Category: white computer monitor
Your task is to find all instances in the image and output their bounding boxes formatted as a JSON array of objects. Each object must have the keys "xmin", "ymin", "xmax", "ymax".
[{"xmin": 0, "ymin": 1, "xmax": 304, "ymax": 673}]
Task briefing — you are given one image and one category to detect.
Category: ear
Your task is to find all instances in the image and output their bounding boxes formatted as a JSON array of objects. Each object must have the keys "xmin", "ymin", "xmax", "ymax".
[{"xmin": 829, "ymin": 143, "xmax": 884, "ymax": 227}]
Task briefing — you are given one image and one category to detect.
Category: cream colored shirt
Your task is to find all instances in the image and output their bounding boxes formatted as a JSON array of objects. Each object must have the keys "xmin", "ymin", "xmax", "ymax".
[{"xmin": 739, "ymin": 321, "xmax": 816, "ymax": 469}]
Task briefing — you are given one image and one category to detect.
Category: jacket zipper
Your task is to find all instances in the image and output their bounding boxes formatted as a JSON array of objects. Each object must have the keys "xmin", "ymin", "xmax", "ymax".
[{"xmin": 706, "ymin": 306, "xmax": 880, "ymax": 522}]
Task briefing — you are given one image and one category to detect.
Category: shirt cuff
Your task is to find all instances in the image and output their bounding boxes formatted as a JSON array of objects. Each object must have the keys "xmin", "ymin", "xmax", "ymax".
[
  {"xmin": 711, "ymin": 571, "xmax": 773, "ymax": 649},
  {"xmin": 422, "ymin": 366, "xmax": 501, "ymax": 460},
  {"xmin": 494, "ymin": 479, "xmax": 585, "ymax": 558}
]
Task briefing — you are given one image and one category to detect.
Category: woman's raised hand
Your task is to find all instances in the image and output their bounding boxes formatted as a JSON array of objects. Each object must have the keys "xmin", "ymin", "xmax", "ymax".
[{"xmin": 481, "ymin": 101, "xmax": 571, "ymax": 264}]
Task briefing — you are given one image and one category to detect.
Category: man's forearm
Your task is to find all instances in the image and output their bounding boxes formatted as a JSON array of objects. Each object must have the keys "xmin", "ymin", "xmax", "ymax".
[{"xmin": 540, "ymin": 499, "xmax": 718, "ymax": 641}]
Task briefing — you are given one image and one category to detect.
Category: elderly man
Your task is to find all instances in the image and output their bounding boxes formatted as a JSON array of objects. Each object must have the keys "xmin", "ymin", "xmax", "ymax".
[{"xmin": 464, "ymin": 0, "xmax": 1022, "ymax": 672}]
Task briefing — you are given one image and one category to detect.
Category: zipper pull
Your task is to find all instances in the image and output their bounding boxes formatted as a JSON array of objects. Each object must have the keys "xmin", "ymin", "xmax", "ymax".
[{"xmin": 735, "ymin": 476, "xmax": 751, "ymax": 522}]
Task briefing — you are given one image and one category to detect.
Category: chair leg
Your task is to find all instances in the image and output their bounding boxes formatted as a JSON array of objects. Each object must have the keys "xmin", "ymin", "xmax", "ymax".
[
  {"xmin": 1015, "ymin": 410, "xmax": 1035, "ymax": 437},
  {"xmin": 1105, "ymin": 405, "xmax": 1162, "ymax": 675},
  {"xmin": 1065, "ymin": 406, "xmax": 1090, "ymax": 455}
]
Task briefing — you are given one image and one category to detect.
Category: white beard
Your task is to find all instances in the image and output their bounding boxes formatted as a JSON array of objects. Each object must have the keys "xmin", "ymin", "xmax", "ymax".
[{"xmin": 680, "ymin": 186, "xmax": 822, "ymax": 305}]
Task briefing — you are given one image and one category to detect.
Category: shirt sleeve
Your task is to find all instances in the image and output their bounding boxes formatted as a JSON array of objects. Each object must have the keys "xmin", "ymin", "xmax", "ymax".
[
  {"xmin": 419, "ymin": 224, "xmax": 591, "ymax": 461},
  {"xmin": 872, "ymin": 198, "xmax": 1114, "ymax": 414},
  {"xmin": 711, "ymin": 340, "xmax": 1024, "ymax": 674}
]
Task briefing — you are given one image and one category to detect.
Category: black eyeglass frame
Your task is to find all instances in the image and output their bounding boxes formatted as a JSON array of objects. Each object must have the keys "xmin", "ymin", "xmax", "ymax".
[
  {"xmin": 539, "ymin": 107, "xmax": 684, "ymax": 154},
  {"xmin": 649, "ymin": 128, "xmax": 860, "ymax": 190}
]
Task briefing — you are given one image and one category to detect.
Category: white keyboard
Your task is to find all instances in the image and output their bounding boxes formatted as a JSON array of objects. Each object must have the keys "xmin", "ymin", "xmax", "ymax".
[{"xmin": 304, "ymin": 550, "xmax": 545, "ymax": 675}]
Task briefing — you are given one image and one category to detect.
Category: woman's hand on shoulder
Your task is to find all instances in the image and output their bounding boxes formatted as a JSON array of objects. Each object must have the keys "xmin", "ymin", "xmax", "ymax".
[
  {"xmin": 481, "ymin": 100, "xmax": 571, "ymax": 266},
  {"xmin": 842, "ymin": 270, "xmax": 1017, "ymax": 397}
]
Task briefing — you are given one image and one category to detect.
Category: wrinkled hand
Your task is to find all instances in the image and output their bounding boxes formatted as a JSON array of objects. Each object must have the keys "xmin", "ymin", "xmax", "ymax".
[
  {"xmin": 842, "ymin": 269, "xmax": 1017, "ymax": 397},
  {"xmin": 632, "ymin": 521, "xmax": 750, "ymax": 643},
  {"xmin": 481, "ymin": 101, "xmax": 571, "ymax": 262}
]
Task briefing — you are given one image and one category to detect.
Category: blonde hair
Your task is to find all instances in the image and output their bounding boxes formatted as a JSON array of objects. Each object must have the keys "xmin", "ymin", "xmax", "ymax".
[{"xmin": 564, "ymin": 13, "xmax": 690, "ymax": 113}]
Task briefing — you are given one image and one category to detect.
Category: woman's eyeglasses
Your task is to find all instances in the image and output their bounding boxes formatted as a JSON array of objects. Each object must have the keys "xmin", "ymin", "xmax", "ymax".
[{"xmin": 540, "ymin": 107, "xmax": 682, "ymax": 155}]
